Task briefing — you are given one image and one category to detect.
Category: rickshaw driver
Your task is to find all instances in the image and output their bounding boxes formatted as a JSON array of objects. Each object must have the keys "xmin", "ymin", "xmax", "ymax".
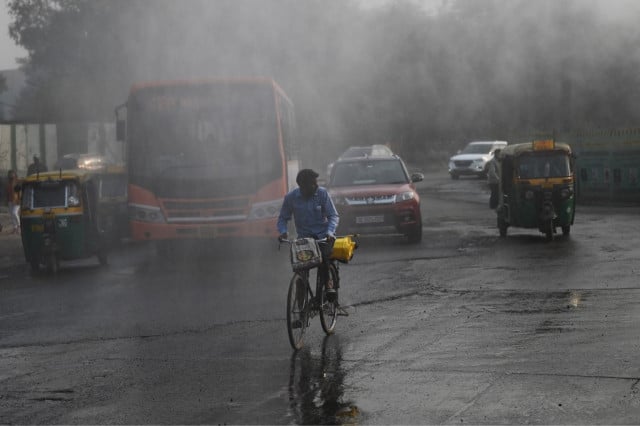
[
  {"xmin": 487, "ymin": 149, "xmax": 502, "ymax": 209},
  {"xmin": 277, "ymin": 169, "xmax": 340, "ymax": 299}
]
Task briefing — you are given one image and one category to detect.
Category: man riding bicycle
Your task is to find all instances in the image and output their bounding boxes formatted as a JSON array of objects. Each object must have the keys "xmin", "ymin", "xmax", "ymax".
[{"xmin": 277, "ymin": 169, "xmax": 340, "ymax": 300}]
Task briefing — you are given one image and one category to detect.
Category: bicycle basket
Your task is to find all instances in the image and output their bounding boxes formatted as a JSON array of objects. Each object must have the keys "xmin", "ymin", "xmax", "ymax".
[
  {"xmin": 290, "ymin": 238, "xmax": 323, "ymax": 271},
  {"xmin": 330, "ymin": 235, "xmax": 357, "ymax": 263}
]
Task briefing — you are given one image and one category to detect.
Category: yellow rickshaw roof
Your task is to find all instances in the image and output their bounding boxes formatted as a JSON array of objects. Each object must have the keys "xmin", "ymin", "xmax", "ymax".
[
  {"xmin": 501, "ymin": 141, "xmax": 572, "ymax": 157},
  {"xmin": 22, "ymin": 168, "xmax": 125, "ymax": 183}
]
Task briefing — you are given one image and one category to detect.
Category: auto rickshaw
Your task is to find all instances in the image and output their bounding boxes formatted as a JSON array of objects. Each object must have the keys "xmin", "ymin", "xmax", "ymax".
[
  {"xmin": 496, "ymin": 140, "xmax": 576, "ymax": 240},
  {"xmin": 19, "ymin": 169, "xmax": 127, "ymax": 273}
]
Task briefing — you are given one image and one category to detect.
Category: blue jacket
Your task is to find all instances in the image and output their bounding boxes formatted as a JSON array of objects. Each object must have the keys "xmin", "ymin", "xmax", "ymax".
[{"xmin": 277, "ymin": 186, "xmax": 339, "ymax": 238}]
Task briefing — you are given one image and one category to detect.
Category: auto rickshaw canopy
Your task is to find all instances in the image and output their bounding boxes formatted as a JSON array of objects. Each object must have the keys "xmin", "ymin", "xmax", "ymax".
[
  {"xmin": 22, "ymin": 168, "xmax": 103, "ymax": 184},
  {"xmin": 499, "ymin": 140, "xmax": 572, "ymax": 159}
]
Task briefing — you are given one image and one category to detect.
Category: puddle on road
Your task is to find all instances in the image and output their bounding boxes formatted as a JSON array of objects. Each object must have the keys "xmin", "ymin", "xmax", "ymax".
[
  {"xmin": 496, "ymin": 290, "xmax": 588, "ymax": 334},
  {"xmin": 286, "ymin": 335, "xmax": 361, "ymax": 425},
  {"xmin": 535, "ymin": 318, "xmax": 576, "ymax": 334},
  {"xmin": 499, "ymin": 290, "xmax": 589, "ymax": 316}
]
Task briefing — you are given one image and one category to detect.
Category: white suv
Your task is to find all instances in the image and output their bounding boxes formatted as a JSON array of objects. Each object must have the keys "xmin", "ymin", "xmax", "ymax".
[{"xmin": 448, "ymin": 141, "xmax": 508, "ymax": 179}]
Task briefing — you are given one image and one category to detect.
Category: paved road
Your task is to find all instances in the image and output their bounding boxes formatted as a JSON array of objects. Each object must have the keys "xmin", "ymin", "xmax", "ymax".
[
  {"xmin": 1, "ymin": 173, "xmax": 640, "ymax": 424},
  {"xmin": 0, "ymin": 210, "xmax": 23, "ymax": 269}
]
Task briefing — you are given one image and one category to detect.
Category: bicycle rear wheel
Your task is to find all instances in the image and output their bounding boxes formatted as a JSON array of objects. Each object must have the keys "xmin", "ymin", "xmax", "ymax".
[
  {"xmin": 287, "ymin": 273, "xmax": 309, "ymax": 350},
  {"xmin": 320, "ymin": 263, "xmax": 339, "ymax": 335}
]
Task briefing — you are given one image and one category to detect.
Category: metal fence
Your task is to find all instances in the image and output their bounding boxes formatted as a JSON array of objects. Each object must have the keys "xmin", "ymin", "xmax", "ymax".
[{"xmin": 558, "ymin": 128, "xmax": 640, "ymax": 204}]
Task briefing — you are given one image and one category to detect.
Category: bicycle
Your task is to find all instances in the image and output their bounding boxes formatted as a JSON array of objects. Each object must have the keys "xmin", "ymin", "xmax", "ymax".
[{"xmin": 280, "ymin": 236, "xmax": 357, "ymax": 350}]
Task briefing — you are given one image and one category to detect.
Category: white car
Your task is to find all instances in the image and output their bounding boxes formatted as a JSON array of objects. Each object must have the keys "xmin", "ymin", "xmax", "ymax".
[{"xmin": 448, "ymin": 141, "xmax": 508, "ymax": 179}]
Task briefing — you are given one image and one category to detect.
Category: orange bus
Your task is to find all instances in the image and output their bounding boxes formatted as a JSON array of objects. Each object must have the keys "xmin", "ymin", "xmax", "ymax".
[{"xmin": 115, "ymin": 77, "xmax": 298, "ymax": 243}]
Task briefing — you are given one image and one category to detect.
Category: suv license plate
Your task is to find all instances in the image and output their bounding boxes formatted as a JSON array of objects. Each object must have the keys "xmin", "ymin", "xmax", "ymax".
[{"xmin": 356, "ymin": 215, "xmax": 384, "ymax": 224}]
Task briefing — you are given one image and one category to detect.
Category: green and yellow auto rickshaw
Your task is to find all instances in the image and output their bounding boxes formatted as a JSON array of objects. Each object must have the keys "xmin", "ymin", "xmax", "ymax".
[
  {"xmin": 19, "ymin": 169, "xmax": 127, "ymax": 273},
  {"xmin": 496, "ymin": 140, "xmax": 576, "ymax": 240}
]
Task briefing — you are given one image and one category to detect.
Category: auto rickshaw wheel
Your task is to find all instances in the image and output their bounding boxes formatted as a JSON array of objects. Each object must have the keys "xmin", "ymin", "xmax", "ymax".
[
  {"xmin": 497, "ymin": 217, "xmax": 508, "ymax": 238},
  {"xmin": 29, "ymin": 257, "xmax": 40, "ymax": 273},
  {"xmin": 562, "ymin": 225, "xmax": 571, "ymax": 236},
  {"xmin": 544, "ymin": 221, "xmax": 554, "ymax": 242},
  {"xmin": 46, "ymin": 254, "xmax": 59, "ymax": 274},
  {"xmin": 97, "ymin": 250, "xmax": 108, "ymax": 266}
]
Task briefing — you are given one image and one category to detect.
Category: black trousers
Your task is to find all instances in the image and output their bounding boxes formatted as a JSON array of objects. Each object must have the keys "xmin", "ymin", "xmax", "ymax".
[
  {"xmin": 317, "ymin": 239, "xmax": 336, "ymax": 288},
  {"xmin": 489, "ymin": 183, "xmax": 499, "ymax": 209}
]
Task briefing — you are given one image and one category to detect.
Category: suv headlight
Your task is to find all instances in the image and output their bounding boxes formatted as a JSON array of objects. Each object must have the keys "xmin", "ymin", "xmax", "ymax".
[{"xmin": 397, "ymin": 191, "xmax": 416, "ymax": 202}]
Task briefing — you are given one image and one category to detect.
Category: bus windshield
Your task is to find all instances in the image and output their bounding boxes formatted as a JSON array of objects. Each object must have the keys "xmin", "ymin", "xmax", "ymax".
[{"xmin": 128, "ymin": 83, "xmax": 280, "ymax": 194}]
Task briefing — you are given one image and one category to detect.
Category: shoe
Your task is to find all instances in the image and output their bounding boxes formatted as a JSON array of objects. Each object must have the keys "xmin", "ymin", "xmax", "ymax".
[
  {"xmin": 325, "ymin": 277, "xmax": 337, "ymax": 301},
  {"xmin": 326, "ymin": 288, "xmax": 337, "ymax": 302}
]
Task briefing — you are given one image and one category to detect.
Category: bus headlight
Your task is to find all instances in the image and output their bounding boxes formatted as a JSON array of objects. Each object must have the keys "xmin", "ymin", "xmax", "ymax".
[
  {"xmin": 248, "ymin": 199, "xmax": 281, "ymax": 221},
  {"xmin": 129, "ymin": 204, "xmax": 165, "ymax": 223}
]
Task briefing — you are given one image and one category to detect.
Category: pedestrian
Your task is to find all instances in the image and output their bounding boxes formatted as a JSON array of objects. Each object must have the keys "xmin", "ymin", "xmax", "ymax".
[
  {"xmin": 6, "ymin": 170, "xmax": 20, "ymax": 234},
  {"xmin": 277, "ymin": 169, "xmax": 340, "ymax": 300},
  {"xmin": 27, "ymin": 155, "xmax": 47, "ymax": 175},
  {"xmin": 487, "ymin": 148, "xmax": 502, "ymax": 209}
]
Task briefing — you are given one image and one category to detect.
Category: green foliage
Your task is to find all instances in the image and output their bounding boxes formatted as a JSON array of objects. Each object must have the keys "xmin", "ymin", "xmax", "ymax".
[{"xmin": 7, "ymin": 0, "xmax": 640, "ymax": 167}]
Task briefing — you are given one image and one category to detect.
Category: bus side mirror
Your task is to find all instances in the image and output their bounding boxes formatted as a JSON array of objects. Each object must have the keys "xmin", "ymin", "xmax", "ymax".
[
  {"xmin": 115, "ymin": 103, "xmax": 127, "ymax": 142},
  {"xmin": 116, "ymin": 119, "xmax": 125, "ymax": 142}
]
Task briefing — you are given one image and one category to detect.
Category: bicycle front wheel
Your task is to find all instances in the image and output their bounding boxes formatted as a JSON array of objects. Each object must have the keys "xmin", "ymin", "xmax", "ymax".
[
  {"xmin": 320, "ymin": 263, "xmax": 339, "ymax": 335},
  {"xmin": 287, "ymin": 273, "xmax": 309, "ymax": 350}
]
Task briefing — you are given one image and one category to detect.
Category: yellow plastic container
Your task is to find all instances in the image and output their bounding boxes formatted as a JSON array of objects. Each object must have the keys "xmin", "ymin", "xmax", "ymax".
[{"xmin": 330, "ymin": 236, "xmax": 357, "ymax": 262}]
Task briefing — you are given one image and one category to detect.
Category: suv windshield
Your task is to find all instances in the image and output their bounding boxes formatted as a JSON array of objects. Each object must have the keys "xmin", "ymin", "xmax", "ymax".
[
  {"xmin": 461, "ymin": 144, "xmax": 494, "ymax": 154},
  {"xmin": 330, "ymin": 159, "xmax": 409, "ymax": 187},
  {"xmin": 339, "ymin": 145, "xmax": 393, "ymax": 159}
]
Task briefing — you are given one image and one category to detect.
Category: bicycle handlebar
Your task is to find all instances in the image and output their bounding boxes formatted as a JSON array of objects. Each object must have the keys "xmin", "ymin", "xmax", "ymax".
[
  {"xmin": 277, "ymin": 234, "xmax": 359, "ymax": 250},
  {"xmin": 279, "ymin": 237, "xmax": 328, "ymax": 244}
]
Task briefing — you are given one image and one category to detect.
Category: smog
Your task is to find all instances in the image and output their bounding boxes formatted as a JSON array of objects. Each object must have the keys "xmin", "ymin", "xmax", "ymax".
[
  {"xmin": 3, "ymin": 1, "xmax": 640, "ymax": 423},
  {"xmin": 8, "ymin": 0, "xmax": 640, "ymax": 168}
]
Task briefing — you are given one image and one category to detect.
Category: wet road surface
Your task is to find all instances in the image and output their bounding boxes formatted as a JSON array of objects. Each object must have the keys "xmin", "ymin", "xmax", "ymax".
[{"xmin": 1, "ymin": 172, "xmax": 640, "ymax": 424}]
